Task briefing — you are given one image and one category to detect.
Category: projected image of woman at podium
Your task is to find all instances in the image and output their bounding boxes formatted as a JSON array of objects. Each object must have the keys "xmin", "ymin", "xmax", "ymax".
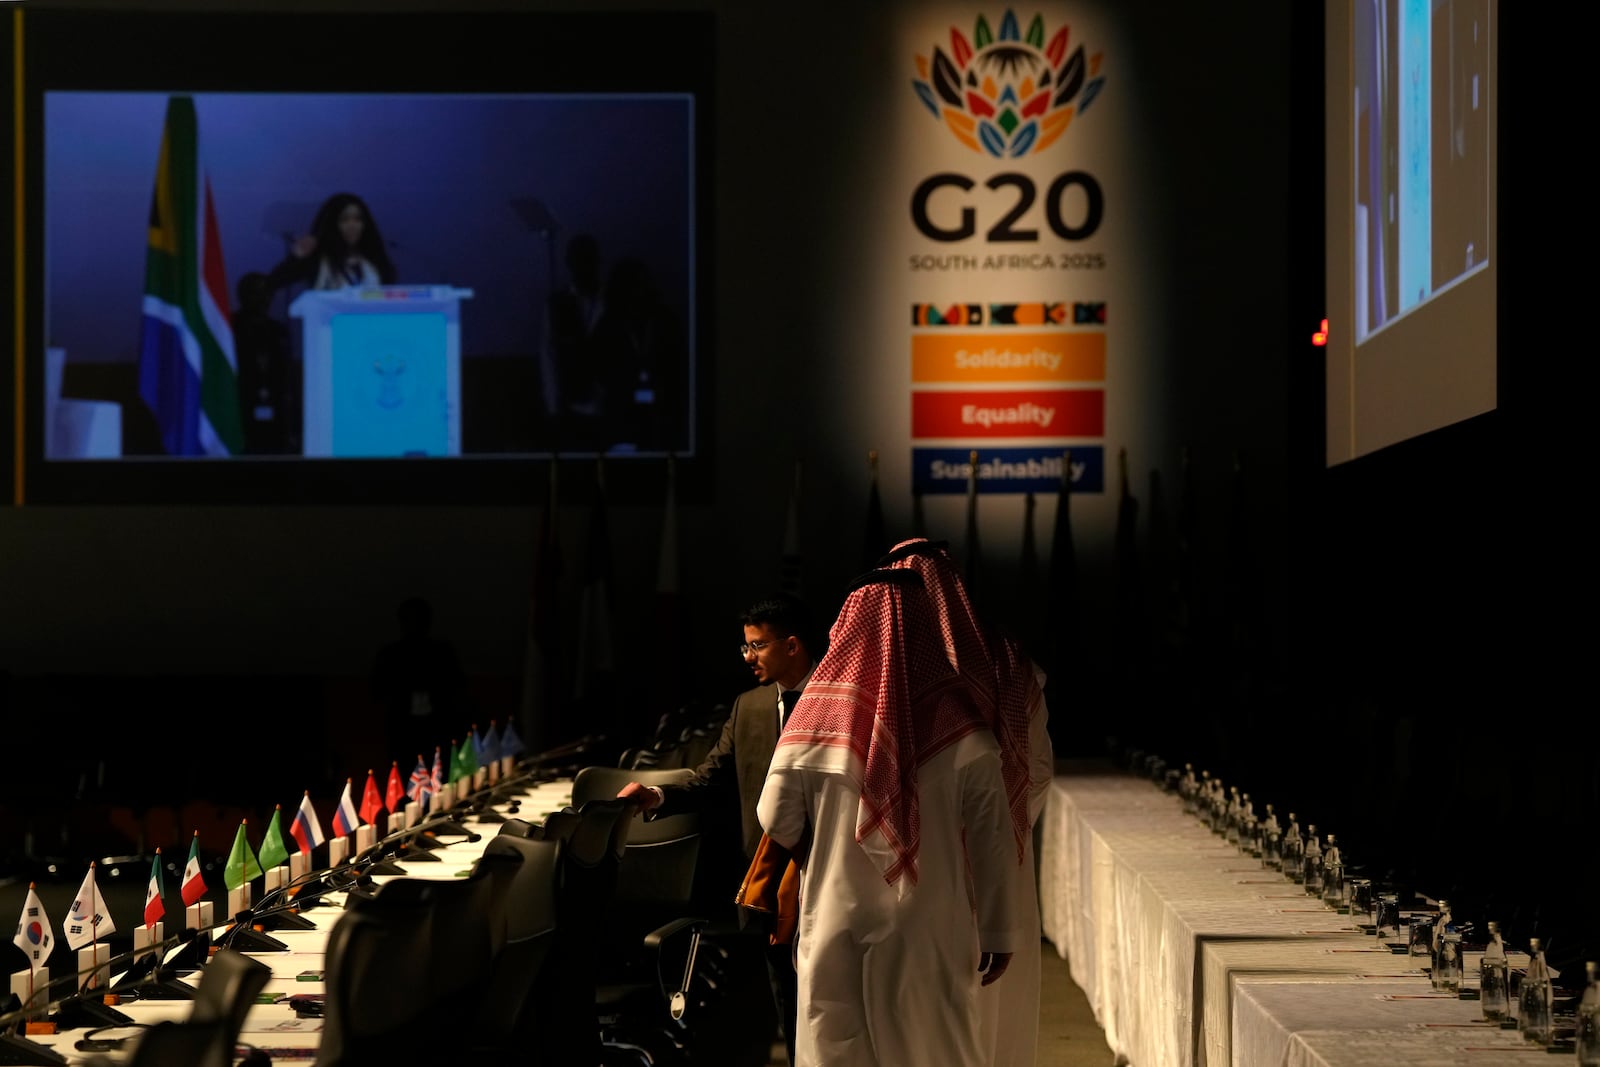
[{"xmin": 265, "ymin": 192, "xmax": 397, "ymax": 293}]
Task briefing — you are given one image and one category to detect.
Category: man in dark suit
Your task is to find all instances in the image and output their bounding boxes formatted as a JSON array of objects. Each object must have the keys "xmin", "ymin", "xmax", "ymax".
[{"xmin": 618, "ymin": 593, "xmax": 820, "ymax": 1067}]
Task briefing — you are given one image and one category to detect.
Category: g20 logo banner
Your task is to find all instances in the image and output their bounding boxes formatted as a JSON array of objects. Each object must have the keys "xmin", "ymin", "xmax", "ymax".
[{"xmin": 910, "ymin": 9, "xmax": 1107, "ymax": 243}]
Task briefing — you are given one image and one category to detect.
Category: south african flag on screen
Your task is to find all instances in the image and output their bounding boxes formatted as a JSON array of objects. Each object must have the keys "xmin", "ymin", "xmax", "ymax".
[{"xmin": 137, "ymin": 95, "xmax": 242, "ymax": 456}]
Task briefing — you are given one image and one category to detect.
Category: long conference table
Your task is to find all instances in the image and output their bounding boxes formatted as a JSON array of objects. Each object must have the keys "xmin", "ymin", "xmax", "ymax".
[
  {"xmin": 19, "ymin": 774, "xmax": 579, "ymax": 1064},
  {"xmin": 1036, "ymin": 768, "xmax": 1542, "ymax": 1066}
]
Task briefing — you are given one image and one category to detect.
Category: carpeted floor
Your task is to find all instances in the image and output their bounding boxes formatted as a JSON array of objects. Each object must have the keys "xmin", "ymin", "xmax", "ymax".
[{"xmin": 763, "ymin": 939, "xmax": 1115, "ymax": 1066}]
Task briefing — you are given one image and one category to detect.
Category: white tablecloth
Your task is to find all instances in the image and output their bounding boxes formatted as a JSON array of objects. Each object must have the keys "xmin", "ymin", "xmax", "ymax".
[
  {"xmin": 21, "ymin": 773, "xmax": 576, "ymax": 1063},
  {"xmin": 1036, "ymin": 771, "xmax": 1517, "ymax": 1067}
]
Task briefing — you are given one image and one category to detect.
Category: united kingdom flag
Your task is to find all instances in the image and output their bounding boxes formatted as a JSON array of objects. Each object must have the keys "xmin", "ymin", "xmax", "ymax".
[
  {"xmin": 407, "ymin": 754, "xmax": 434, "ymax": 807},
  {"xmin": 429, "ymin": 746, "xmax": 445, "ymax": 796}
]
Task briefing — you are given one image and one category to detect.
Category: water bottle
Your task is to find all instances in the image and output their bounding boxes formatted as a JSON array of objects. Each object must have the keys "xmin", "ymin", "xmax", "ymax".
[
  {"xmin": 1181, "ymin": 763, "xmax": 1199, "ymax": 814},
  {"xmin": 1433, "ymin": 930, "xmax": 1462, "ymax": 995},
  {"xmin": 1302, "ymin": 825, "xmax": 1324, "ymax": 895},
  {"xmin": 1479, "ymin": 921, "xmax": 1509, "ymax": 1022},
  {"xmin": 1261, "ymin": 805, "xmax": 1282, "ymax": 870},
  {"xmin": 1320, "ymin": 834, "xmax": 1344, "ymax": 911},
  {"xmin": 1282, "ymin": 813, "xmax": 1304, "ymax": 883},
  {"xmin": 1225, "ymin": 787, "xmax": 1243, "ymax": 845},
  {"xmin": 1576, "ymin": 960, "xmax": 1600, "ymax": 1066},
  {"xmin": 1518, "ymin": 937, "xmax": 1553, "ymax": 1045}
]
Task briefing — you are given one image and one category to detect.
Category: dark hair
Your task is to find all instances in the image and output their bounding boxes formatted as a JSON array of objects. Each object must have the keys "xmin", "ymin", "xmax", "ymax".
[
  {"xmin": 740, "ymin": 594, "xmax": 819, "ymax": 652},
  {"xmin": 310, "ymin": 192, "xmax": 396, "ymax": 284}
]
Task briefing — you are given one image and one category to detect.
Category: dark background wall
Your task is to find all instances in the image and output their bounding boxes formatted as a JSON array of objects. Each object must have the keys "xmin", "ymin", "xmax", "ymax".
[{"xmin": 2, "ymin": 0, "xmax": 1591, "ymax": 971}]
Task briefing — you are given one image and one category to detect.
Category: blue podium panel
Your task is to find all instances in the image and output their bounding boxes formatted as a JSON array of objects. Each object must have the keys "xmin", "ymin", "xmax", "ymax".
[
  {"xmin": 330, "ymin": 313, "xmax": 448, "ymax": 457},
  {"xmin": 290, "ymin": 286, "xmax": 473, "ymax": 457}
]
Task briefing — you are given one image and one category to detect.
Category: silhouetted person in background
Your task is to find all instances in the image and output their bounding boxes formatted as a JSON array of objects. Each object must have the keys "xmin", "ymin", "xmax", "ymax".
[
  {"xmin": 591, "ymin": 256, "xmax": 684, "ymax": 453},
  {"xmin": 372, "ymin": 597, "xmax": 467, "ymax": 766},
  {"xmin": 233, "ymin": 271, "xmax": 294, "ymax": 454},
  {"xmin": 543, "ymin": 232, "xmax": 605, "ymax": 428}
]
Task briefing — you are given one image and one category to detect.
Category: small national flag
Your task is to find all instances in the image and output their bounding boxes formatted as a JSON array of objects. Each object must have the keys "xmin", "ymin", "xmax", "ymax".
[
  {"xmin": 385, "ymin": 762, "xmax": 406, "ymax": 814},
  {"xmin": 259, "ymin": 805, "xmax": 292, "ymax": 870},
  {"xmin": 144, "ymin": 850, "xmax": 166, "ymax": 929},
  {"xmin": 223, "ymin": 821, "xmax": 264, "ymax": 893},
  {"xmin": 331, "ymin": 780, "xmax": 360, "ymax": 838},
  {"xmin": 469, "ymin": 725, "xmax": 485, "ymax": 766},
  {"xmin": 430, "ymin": 747, "xmax": 445, "ymax": 794},
  {"xmin": 291, "ymin": 791, "xmax": 326, "ymax": 855},
  {"xmin": 500, "ymin": 719, "xmax": 526, "ymax": 759},
  {"xmin": 64, "ymin": 862, "xmax": 116, "ymax": 950},
  {"xmin": 453, "ymin": 734, "xmax": 479, "ymax": 784},
  {"xmin": 181, "ymin": 831, "xmax": 207, "ymax": 908},
  {"xmin": 480, "ymin": 721, "xmax": 502, "ymax": 766},
  {"xmin": 359, "ymin": 770, "xmax": 383, "ymax": 826},
  {"xmin": 407, "ymin": 754, "xmax": 433, "ymax": 806},
  {"xmin": 14, "ymin": 883, "xmax": 54, "ymax": 970}
]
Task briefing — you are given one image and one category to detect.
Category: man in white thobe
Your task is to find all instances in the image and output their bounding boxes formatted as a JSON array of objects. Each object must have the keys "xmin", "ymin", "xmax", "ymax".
[
  {"xmin": 757, "ymin": 567, "xmax": 1020, "ymax": 1067},
  {"xmin": 877, "ymin": 537, "xmax": 1056, "ymax": 1067}
]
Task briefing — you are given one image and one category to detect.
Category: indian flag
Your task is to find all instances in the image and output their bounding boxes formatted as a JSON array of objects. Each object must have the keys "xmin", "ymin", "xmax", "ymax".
[{"xmin": 137, "ymin": 95, "xmax": 242, "ymax": 456}]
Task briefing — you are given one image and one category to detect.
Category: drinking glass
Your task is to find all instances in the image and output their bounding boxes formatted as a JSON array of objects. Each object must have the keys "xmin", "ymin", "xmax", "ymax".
[
  {"xmin": 1346, "ymin": 878, "xmax": 1374, "ymax": 929},
  {"xmin": 1432, "ymin": 932, "xmax": 1462, "ymax": 994},
  {"xmin": 1408, "ymin": 916, "xmax": 1434, "ymax": 965},
  {"xmin": 1375, "ymin": 893, "xmax": 1401, "ymax": 940},
  {"xmin": 1480, "ymin": 953, "xmax": 1510, "ymax": 1022}
]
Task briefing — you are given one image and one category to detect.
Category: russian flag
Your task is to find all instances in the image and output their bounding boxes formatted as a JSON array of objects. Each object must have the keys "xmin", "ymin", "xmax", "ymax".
[
  {"xmin": 291, "ymin": 791, "xmax": 326, "ymax": 855},
  {"xmin": 331, "ymin": 780, "xmax": 360, "ymax": 839}
]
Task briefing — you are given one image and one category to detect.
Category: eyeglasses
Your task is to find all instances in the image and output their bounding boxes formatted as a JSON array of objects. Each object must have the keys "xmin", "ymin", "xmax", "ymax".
[{"xmin": 739, "ymin": 638, "xmax": 787, "ymax": 658}]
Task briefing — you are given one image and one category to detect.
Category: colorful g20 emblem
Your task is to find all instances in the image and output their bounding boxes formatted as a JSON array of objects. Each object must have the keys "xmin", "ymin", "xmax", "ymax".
[{"xmin": 913, "ymin": 9, "xmax": 1105, "ymax": 157}]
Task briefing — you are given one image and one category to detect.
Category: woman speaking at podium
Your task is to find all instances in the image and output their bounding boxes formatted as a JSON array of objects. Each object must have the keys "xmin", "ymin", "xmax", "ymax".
[{"xmin": 265, "ymin": 192, "xmax": 398, "ymax": 292}]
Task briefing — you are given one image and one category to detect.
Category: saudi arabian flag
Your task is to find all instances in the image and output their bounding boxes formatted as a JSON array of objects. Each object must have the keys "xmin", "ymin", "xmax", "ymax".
[
  {"xmin": 224, "ymin": 821, "xmax": 264, "ymax": 892},
  {"xmin": 259, "ymin": 805, "xmax": 292, "ymax": 871},
  {"xmin": 137, "ymin": 95, "xmax": 242, "ymax": 456},
  {"xmin": 453, "ymin": 733, "xmax": 478, "ymax": 784}
]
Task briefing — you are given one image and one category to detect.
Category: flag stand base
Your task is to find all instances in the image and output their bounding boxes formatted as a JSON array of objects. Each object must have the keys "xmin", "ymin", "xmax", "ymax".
[{"xmin": 0, "ymin": 1031, "xmax": 68, "ymax": 1065}]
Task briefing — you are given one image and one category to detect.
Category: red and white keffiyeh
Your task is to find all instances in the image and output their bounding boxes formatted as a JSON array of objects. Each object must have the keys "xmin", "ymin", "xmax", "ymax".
[
  {"xmin": 879, "ymin": 538, "xmax": 1037, "ymax": 862},
  {"xmin": 771, "ymin": 568, "xmax": 988, "ymax": 887}
]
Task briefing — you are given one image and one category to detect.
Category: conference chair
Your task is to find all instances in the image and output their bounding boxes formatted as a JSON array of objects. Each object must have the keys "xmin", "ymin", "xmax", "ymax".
[
  {"xmin": 467, "ymin": 833, "xmax": 563, "ymax": 1061},
  {"xmin": 95, "ymin": 1019, "xmax": 233, "ymax": 1067},
  {"xmin": 188, "ymin": 948, "xmax": 273, "ymax": 1051},
  {"xmin": 79, "ymin": 948, "xmax": 271, "ymax": 1067},
  {"xmin": 508, "ymin": 798, "xmax": 634, "ymax": 1066},
  {"xmin": 570, "ymin": 766, "xmax": 722, "ymax": 1065},
  {"xmin": 315, "ymin": 866, "xmax": 504, "ymax": 1067}
]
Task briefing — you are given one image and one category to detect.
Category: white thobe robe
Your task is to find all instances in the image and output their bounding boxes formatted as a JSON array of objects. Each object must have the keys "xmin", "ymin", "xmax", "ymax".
[
  {"xmin": 975, "ymin": 680, "xmax": 1054, "ymax": 1067},
  {"xmin": 758, "ymin": 731, "xmax": 1019, "ymax": 1067}
]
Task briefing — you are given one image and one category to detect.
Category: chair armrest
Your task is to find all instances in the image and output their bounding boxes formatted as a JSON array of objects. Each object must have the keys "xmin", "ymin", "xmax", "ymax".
[{"xmin": 643, "ymin": 916, "xmax": 707, "ymax": 951}]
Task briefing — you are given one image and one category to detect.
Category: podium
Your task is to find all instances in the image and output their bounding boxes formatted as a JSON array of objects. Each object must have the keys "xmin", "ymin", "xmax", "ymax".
[{"xmin": 289, "ymin": 285, "xmax": 474, "ymax": 457}]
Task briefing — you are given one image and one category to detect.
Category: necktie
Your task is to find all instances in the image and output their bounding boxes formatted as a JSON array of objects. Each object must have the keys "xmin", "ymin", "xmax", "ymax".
[{"xmin": 781, "ymin": 691, "xmax": 802, "ymax": 729}]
